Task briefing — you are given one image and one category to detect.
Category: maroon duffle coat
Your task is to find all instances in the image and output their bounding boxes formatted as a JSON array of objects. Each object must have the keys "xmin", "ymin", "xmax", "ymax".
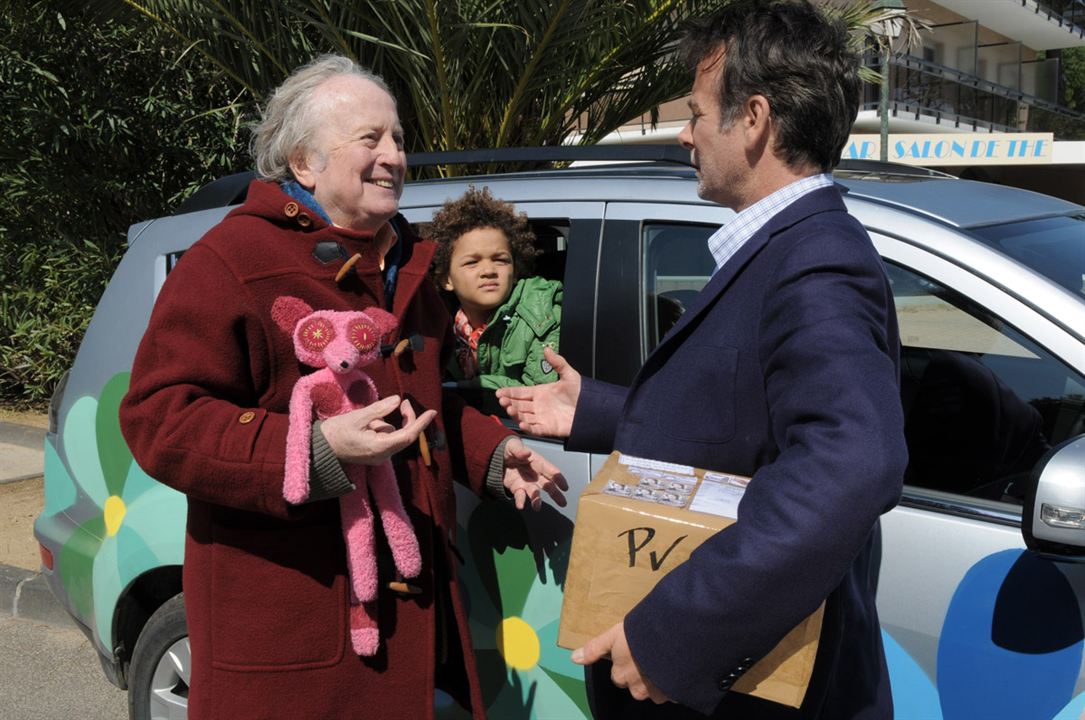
[{"xmin": 119, "ymin": 180, "xmax": 510, "ymax": 719}]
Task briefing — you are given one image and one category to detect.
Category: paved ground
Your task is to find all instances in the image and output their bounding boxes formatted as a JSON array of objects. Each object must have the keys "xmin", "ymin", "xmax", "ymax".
[
  {"xmin": 0, "ymin": 615, "xmax": 128, "ymax": 719},
  {"xmin": 0, "ymin": 415, "xmax": 131, "ymax": 717},
  {"xmin": 0, "ymin": 416, "xmax": 67, "ymax": 627},
  {"xmin": 0, "ymin": 419, "xmax": 45, "ymax": 487},
  {"xmin": 0, "ymin": 476, "xmax": 43, "ymax": 572}
]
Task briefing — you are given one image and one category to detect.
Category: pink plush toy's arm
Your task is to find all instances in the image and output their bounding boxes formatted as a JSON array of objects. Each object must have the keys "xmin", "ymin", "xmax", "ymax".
[
  {"xmin": 356, "ymin": 372, "xmax": 379, "ymax": 406},
  {"xmin": 283, "ymin": 373, "xmax": 320, "ymax": 504}
]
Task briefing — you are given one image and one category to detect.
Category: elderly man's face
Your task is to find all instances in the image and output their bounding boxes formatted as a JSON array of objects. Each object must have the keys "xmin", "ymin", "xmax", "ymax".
[{"xmin": 294, "ymin": 75, "xmax": 406, "ymax": 232}]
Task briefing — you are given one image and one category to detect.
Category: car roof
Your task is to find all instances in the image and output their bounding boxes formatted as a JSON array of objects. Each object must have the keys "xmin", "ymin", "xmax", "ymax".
[
  {"xmin": 174, "ymin": 147, "xmax": 1084, "ymax": 231},
  {"xmin": 833, "ymin": 173, "xmax": 1083, "ymax": 230},
  {"xmin": 403, "ymin": 165, "xmax": 1084, "ymax": 231}
]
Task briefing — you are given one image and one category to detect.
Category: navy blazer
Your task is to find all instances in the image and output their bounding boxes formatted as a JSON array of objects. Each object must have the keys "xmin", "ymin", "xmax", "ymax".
[{"xmin": 568, "ymin": 186, "xmax": 907, "ymax": 719}]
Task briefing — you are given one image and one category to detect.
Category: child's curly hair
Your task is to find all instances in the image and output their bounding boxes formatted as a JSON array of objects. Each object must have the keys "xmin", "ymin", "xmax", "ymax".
[{"xmin": 427, "ymin": 186, "xmax": 537, "ymax": 285}]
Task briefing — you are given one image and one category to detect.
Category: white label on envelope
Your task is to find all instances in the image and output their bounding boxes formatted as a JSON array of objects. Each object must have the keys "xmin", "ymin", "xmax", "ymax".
[{"xmin": 688, "ymin": 476, "xmax": 747, "ymax": 519}]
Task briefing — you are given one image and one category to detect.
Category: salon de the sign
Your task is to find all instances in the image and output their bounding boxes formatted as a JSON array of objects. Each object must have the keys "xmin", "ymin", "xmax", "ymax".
[{"xmin": 844, "ymin": 133, "xmax": 1054, "ymax": 166}]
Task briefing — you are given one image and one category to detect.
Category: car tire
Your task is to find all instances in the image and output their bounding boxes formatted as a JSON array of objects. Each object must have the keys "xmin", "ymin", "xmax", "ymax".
[{"xmin": 128, "ymin": 593, "xmax": 190, "ymax": 720}]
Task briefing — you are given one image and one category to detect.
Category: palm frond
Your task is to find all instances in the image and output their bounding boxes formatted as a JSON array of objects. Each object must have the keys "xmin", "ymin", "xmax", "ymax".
[
  {"xmin": 62, "ymin": 0, "xmax": 917, "ymax": 160},
  {"xmin": 827, "ymin": 0, "xmax": 931, "ymax": 86}
]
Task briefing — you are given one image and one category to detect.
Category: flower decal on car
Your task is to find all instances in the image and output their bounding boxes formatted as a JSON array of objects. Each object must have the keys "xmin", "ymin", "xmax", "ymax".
[
  {"xmin": 440, "ymin": 498, "xmax": 590, "ymax": 720},
  {"xmin": 41, "ymin": 372, "xmax": 185, "ymax": 648},
  {"xmin": 885, "ymin": 548, "xmax": 1085, "ymax": 720}
]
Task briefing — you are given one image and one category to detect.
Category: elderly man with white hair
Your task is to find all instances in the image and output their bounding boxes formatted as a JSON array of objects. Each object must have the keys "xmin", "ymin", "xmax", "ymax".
[{"xmin": 120, "ymin": 55, "xmax": 566, "ymax": 720}]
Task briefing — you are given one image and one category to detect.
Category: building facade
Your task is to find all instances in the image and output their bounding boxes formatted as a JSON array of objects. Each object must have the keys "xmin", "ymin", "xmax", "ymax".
[{"xmin": 591, "ymin": 0, "xmax": 1085, "ymax": 203}]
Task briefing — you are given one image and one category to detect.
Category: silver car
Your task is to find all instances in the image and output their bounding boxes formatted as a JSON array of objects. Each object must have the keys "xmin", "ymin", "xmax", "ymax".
[{"xmin": 36, "ymin": 147, "xmax": 1085, "ymax": 720}]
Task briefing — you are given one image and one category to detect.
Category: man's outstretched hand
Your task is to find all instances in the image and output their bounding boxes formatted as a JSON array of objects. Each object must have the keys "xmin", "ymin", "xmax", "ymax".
[
  {"xmin": 496, "ymin": 347, "xmax": 580, "ymax": 438},
  {"xmin": 502, "ymin": 437, "xmax": 569, "ymax": 510}
]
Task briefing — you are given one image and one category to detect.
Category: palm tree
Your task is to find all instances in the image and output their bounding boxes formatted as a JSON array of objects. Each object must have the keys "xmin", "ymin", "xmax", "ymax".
[{"xmin": 75, "ymin": 1, "xmax": 923, "ymax": 172}]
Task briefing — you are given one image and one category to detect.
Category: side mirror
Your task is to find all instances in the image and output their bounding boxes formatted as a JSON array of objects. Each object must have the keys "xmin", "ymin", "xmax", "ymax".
[{"xmin": 1022, "ymin": 435, "xmax": 1085, "ymax": 557}]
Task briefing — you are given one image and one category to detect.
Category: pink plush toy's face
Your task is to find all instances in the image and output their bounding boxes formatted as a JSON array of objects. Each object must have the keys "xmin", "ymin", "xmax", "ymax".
[
  {"xmin": 272, "ymin": 296, "xmax": 398, "ymax": 374},
  {"xmin": 295, "ymin": 311, "xmax": 382, "ymax": 373}
]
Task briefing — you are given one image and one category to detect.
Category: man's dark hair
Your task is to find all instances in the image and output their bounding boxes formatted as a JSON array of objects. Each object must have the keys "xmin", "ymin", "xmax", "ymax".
[{"xmin": 680, "ymin": 0, "xmax": 860, "ymax": 172}]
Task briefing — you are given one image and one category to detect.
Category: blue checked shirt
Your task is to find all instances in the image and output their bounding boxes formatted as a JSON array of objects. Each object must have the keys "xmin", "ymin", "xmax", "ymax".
[{"xmin": 708, "ymin": 174, "xmax": 834, "ymax": 273}]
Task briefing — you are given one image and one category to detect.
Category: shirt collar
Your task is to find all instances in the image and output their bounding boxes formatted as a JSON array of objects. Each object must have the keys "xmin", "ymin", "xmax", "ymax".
[{"xmin": 707, "ymin": 174, "xmax": 834, "ymax": 272}]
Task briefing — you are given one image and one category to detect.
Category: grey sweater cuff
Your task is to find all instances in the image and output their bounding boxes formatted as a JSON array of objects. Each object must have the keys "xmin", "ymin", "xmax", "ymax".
[
  {"xmin": 486, "ymin": 437, "xmax": 514, "ymax": 501},
  {"xmin": 306, "ymin": 420, "xmax": 356, "ymax": 503}
]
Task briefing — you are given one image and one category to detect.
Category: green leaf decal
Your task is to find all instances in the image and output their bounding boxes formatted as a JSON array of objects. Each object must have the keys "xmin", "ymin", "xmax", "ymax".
[
  {"xmin": 95, "ymin": 372, "xmax": 133, "ymax": 497},
  {"xmin": 468, "ymin": 500, "xmax": 535, "ymax": 614},
  {"xmin": 57, "ymin": 514, "xmax": 106, "ymax": 620},
  {"xmin": 493, "ymin": 543, "xmax": 538, "ymax": 620},
  {"xmin": 540, "ymin": 665, "xmax": 592, "ymax": 718}
]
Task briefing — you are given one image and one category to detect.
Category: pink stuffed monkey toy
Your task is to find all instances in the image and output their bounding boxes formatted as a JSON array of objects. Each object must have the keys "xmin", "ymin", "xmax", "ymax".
[{"xmin": 272, "ymin": 295, "xmax": 422, "ymax": 656}]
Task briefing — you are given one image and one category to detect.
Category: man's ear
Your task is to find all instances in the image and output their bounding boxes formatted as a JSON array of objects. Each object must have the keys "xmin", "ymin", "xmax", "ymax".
[
  {"xmin": 743, "ymin": 94, "xmax": 773, "ymax": 152},
  {"xmin": 288, "ymin": 151, "xmax": 317, "ymax": 190}
]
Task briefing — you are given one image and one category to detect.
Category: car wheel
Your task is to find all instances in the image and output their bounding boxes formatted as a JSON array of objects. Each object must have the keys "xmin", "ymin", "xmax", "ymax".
[{"xmin": 128, "ymin": 593, "xmax": 189, "ymax": 720}]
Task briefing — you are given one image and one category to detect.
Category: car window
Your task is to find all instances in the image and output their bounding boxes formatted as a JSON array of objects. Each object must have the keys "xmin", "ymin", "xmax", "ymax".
[
  {"xmin": 969, "ymin": 214, "xmax": 1085, "ymax": 300},
  {"xmin": 886, "ymin": 261, "xmax": 1085, "ymax": 506},
  {"xmin": 643, "ymin": 229, "xmax": 1085, "ymax": 508},
  {"xmin": 643, "ymin": 223, "xmax": 716, "ymax": 350},
  {"xmin": 165, "ymin": 251, "xmax": 185, "ymax": 274},
  {"xmin": 436, "ymin": 217, "xmax": 571, "ymax": 416},
  {"xmin": 528, "ymin": 220, "xmax": 569, "ymax": 283}
]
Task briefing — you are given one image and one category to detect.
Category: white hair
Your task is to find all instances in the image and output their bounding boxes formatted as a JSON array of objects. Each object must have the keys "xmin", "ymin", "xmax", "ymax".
[{"xmin": 251, "ymin": 54, "xmax": 393, "ymax": 181}]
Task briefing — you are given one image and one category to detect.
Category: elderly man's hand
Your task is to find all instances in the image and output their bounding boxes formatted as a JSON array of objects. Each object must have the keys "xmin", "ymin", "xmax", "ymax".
[
  {"xmin": 495, "ymin": 348, "xmax": 580, "ymax": 438},
  {"xmin": 572, "ymin": 621, "xmax": 670, "ymax": 704},
  {"xmin": 502, "ymin": 437, "xmax": 568, "ymax": 510},
  {"xmin": 321, "ymin": 395, "xmax": 436, "ymax": 465}
]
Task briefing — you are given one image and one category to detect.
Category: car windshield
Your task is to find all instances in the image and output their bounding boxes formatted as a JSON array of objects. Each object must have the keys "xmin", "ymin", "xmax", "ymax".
[{"xmin": 969, "ymin": 214, "xmax": 1085, "ymax": 300}]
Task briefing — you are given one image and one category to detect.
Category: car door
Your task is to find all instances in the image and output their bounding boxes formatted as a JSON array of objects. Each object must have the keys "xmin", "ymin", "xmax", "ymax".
[
  {"xmin": 401, "ymin": 199, "xmax": 608, "ymax": 719},
  {"xmin": 445, "ymin": 205, "xmax": 724, "ymax": 719},
  {"xmin": 592, "ymin": 202, "xmax": 732, "ymax": 386},
  {"xmin": 624, "ymin": 214, "xmax": 1085, "ymax": 719},
  {"xmin": 871, "ymin": 231, "xmax": 1085, "ymax": 720},
  {"xmin": 399, "ymin": 199, "xmax": 605, "ymax": 498}
]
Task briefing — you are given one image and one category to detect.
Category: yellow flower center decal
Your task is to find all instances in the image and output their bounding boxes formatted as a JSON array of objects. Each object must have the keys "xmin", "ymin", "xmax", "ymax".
[
  {"xmin": 496, "ymin": 616, "xmax": 540, "ymax": 670},
  {"xmin": 104, "ymin": 495, "xmax": 126, "ymax": 537}
]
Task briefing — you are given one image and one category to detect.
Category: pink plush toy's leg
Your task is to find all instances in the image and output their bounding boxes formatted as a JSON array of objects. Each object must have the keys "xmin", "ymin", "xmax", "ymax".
[
  {"xmin": 340, "ymin": 467, "xmax": 379, "ymax": 603},
  {"xmin": 368, "ymin": 460, "xmax": 422, "ymax": 579},
  {"xmin": 283, "ymin": 376, "xmax": 320, "ymax": 504},
  {"xmin": 349, "ymin": 599, "xmax": 380, "ymax": 656}
]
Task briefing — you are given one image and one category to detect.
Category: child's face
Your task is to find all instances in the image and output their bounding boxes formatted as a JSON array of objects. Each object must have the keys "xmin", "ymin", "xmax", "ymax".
[{"xmin": 443, "ymin": 226, "xmax": 515, "ymax": 323}]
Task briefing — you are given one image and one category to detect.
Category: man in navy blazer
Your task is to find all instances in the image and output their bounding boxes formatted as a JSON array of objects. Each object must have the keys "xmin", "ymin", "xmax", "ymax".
[{"xmin": 498, "ymin": 1, "xmax": 907, "ymax": 718}]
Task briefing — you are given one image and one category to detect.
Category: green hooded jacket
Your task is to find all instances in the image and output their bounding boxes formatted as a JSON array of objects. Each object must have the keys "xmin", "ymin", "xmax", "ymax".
[{"xmin": 452, "ymin": 276, "xmax": 562, "ymax": 390}]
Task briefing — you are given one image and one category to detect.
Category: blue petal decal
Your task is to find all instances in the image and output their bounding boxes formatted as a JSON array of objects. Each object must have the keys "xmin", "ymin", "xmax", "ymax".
[
  {"xmin": 937, "ymin": 549, "xmax": 1082, "ymax": 720},
  {"xmin": 1053, "ymin": 691, "xmax": 1085, "ymax": 720},
  {"xmin": 883, "ymin": 630, "xmax": 942, "ymax": 719}
]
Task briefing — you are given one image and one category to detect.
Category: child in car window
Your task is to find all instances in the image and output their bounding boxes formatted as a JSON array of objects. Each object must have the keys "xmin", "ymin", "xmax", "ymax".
[{"xmin": 429, "ymin": 186, "xmax": 562, "ymax": 389}]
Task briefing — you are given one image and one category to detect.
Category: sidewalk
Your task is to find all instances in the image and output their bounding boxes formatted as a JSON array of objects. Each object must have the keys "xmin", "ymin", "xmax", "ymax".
[
  {"xmin": 0, "ymin": 421, "xmax": 71, "ymax": 626},
  {"xmin": 0, "ymin": 420, "xmax": 45, "ymax": 485}
]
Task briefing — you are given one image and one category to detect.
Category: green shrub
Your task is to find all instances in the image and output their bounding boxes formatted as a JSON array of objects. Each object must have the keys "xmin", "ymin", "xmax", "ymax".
[{"xmin": 0, "ymin": 2, "xmax": 254, "ymax": 406}]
